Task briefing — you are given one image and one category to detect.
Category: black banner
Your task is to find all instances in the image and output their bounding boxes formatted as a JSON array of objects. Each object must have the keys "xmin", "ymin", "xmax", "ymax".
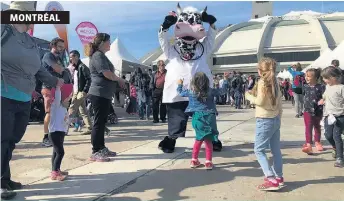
[{"xmin": 1, "ymin": 11, "xmax": 69, "ymax": 24}]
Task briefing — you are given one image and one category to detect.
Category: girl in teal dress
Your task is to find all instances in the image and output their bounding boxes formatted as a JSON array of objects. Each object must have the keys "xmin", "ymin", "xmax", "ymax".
[{"xmin": 177, "ymin": 72, "xmax": 222, "ymax": 170}]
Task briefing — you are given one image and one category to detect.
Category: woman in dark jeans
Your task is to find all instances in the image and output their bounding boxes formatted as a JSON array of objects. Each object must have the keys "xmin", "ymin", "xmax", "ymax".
[{"xmin": 85, "ymin": 33, "xmax": 125, "ymax": 162}]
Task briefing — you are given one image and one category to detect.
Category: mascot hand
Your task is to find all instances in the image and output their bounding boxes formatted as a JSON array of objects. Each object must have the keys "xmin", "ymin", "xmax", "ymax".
[
  {"xmin": 201, "ymin": 11, "xmax": 217, "ymax": 25},
  {"xmin": 162, "ymin": 11, "xmax": 178, "ymax": 30}
]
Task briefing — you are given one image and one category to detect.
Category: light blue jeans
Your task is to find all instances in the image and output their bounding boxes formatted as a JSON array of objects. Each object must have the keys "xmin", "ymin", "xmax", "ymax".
[{"xmin": 254, "ymin": 115, "xmax": 283, "ymax": 178}]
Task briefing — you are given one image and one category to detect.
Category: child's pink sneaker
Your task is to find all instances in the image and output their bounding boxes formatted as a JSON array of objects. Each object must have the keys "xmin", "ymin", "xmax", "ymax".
[
  {"xmin": 258, "ymin": 178, "xmax": 280, "ymax": 191},
  {"xmin": 51, "ymin": 171, "xmax": 67, "ymax": 181},
  {"xmin": 276, "ymin": 177, "xmax": 284, "ymax": 186},
  {"xmin": 315, "ymin": 142, "xmax": 324, "ymax": 151},
  {"xmin": 205, "ymin": 160, "xmax": 213, "ymax": 170},
  {"xmin": 265, "ymin": 177, "xmax": 284, "ymax": 186},
  {"xmin": 190, "ymin": 159, "xmax": 201, "ymax": 168}
]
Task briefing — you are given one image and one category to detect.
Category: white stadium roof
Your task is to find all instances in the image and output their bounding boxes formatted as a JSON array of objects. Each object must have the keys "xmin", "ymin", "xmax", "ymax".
[{"xmin": 142, "ymin": 10, "xmax": 344, "ymax": 73}]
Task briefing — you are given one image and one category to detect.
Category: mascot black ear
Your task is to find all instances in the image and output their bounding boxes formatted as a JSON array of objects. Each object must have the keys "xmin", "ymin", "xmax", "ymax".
[
  {"xmin": 202, "ymin": 6, "xmax": 207, "ymax": 13},
  {"xmin": 177, "ymin": 3, "xmax": 182, "ymax": 15}
]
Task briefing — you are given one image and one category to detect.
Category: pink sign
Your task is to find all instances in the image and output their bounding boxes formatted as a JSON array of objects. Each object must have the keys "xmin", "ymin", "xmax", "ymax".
[{"xmin": 75, "ymin": 22, "xmax": 98, "ymax": 45}]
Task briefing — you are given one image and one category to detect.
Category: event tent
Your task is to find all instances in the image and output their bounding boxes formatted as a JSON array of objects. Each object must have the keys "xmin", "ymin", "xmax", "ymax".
[
  {"xmin": 302, "ymin": 40, "xmax": 344, "ymax": 72},
  {"xmin": 302, "ymin": 48, "xmax": 333, "ymax": 72},
  {"xmin": 277, "ymin": 69, "xmax": 293, "ymax": 80},
  {"xmin": 331, "ymin": 40, "xmax": 344, "ymax": 69},
  {"xmin": 82, "ymin": 38, "xmax": 151, "ymax": 76}
]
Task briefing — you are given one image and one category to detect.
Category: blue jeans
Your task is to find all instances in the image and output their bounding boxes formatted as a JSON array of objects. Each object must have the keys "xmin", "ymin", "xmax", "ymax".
[
  {"xmin": 146, "ymin": 95, "xmax": 152, "ymax": 119},
  {"xmin": 137, "ymin": 91, "xmax": 146, "ymax": 119},
  {"xmin": 234, "ymin": 91, "xmax": 242, "ymax": 108},
  {"xmin": 324, "ymin": 115, "xmax": 344, "ymax": 159},
  {"xmin": 254, "ymin": 115, "xmax": 283, "ymax": 178}
]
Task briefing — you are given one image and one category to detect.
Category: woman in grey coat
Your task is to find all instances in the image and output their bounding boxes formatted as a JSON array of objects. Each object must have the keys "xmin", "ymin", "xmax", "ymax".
[{"xmin": 1, "ymin": 2, "xmax": 64, "ymax": 200}]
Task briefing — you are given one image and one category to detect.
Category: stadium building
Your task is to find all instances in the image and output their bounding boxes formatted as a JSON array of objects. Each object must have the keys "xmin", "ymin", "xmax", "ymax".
[{"xmin": 141, "ymin": 11, "xmax": 344, "ymax": 73}]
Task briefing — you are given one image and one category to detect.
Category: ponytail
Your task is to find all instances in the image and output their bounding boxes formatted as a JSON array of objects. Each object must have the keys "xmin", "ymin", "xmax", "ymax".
[
  {"xmin": 258, "ymin": 57, "xmax": 278, "ymax": 106},
  {"xmin": 84, "ymin": 33, "xmax": 111, "ymax": 57},
  {"xmin": 84, "ymin": 42, "xmax": 95, "ymax": 57}
]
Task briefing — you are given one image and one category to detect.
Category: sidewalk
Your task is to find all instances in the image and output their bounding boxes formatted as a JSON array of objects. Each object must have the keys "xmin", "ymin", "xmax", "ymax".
[{"xmin": 11, "ymin": 104, "xmax": 344, "ymax": 201}]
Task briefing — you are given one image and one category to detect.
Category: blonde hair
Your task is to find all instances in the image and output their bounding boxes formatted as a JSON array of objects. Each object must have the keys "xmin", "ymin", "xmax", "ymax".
[{"xmin": 257, "ymin": 57, "xmax": 278, "ymax": 106}]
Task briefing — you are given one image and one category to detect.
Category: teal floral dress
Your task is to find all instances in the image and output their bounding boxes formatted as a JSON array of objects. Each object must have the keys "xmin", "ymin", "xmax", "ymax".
[{"xmin": 177, "ymin": 84, "xmax": 221, "ymax": 141}]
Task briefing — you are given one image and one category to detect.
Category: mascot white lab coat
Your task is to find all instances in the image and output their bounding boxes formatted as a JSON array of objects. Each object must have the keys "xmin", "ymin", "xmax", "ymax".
[{"xmin": 159, "ymin": 24, "xmax": 216, "ymax": 103}]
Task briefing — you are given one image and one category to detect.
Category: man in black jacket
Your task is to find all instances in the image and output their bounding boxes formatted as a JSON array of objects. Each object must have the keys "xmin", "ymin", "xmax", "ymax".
[{"xmin": 68, "ymin": 50, "xmax": 92, "ymax": 135}]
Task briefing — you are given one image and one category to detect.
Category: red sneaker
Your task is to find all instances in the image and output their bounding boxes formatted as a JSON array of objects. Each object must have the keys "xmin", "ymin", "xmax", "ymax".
[
  {"xmin": 258, "ymin": 178, "xmax": 280, "ymax": 191},
  {"xmin": 302, "ymin": 143, "xmax": 313, "ymax": 155},
  {"xmin": 265, "ymin": 177, "xmax": 284, "ymax": 186},
  {"xmin": 205, "ymin": 161, "xmax": 213, "ymax": 170},
  {"xmin": 51, "ymin": 171, "xmax": 67, "ymax": 181},
  {"xmin": 315, "ymin": 142, "xmax": 324, "ymax": 151},
  {"xmin": 190, "ymin": 159, "xmax": 201, "ymax": 168},
  {"xmin": 276, "ymin": 177, "xmax": 284, "ymax": 186}
]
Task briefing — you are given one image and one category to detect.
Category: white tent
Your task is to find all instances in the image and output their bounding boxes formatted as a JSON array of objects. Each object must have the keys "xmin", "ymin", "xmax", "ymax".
[
  {"xmin": 278, "ymin": 69, "xmax": 293, "ymax": 80},
  {"xmin": 82, "ymin": 38, "xmax": 151, "ymax": 76},
  {"xmin": 331, "ymin": 41, "xmax": 344, "ymax": 69},
  {"xmin": 302, "ymin": 48, "xmax": 333, "ymax": 72}
]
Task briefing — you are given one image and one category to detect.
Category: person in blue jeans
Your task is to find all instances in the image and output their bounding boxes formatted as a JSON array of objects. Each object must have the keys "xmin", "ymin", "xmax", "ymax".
[
  {"xmin": 232, "ymin": 71, "xmax": 244, "ymax": 109},
  {"xmin": 246, "ymin": 57, "xmax": 284, "ymax": 191},
  {"xmin": 288, "ymin": 63, "xmax": 305, "ymax": 118}
]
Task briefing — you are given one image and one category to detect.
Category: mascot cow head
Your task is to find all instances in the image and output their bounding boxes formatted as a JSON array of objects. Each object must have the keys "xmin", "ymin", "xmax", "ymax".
[
  {"xmin": 174, "ymin": 3, "xmax": 206, "ymax": 43},
  {"xmin": 173, "ymin": 3, "xmax": 207, "ymax": 61}
]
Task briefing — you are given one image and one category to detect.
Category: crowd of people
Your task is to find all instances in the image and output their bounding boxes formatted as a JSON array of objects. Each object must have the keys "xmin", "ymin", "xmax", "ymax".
[
  {"xmin": 212, "ymin": 71, "xmax": 257, "ymax": 109},
  {"xmin": 1, "ymin": 2, "xmax": 343, "ymax": 200}
]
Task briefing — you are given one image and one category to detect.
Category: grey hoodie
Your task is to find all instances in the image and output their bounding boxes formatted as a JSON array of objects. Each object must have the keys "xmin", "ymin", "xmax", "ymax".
[{"xmin": 1, "ymin": 25, "xmax": 58, "ymax": 96}]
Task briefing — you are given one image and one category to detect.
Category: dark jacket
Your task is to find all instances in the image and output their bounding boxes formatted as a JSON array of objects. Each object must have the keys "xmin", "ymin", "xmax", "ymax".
[{"xmin": 75, "ymin": 60, "xmax": 91, "ymax": 93}]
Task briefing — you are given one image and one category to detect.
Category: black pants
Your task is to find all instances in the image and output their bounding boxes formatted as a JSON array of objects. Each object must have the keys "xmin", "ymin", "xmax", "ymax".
[
  {"xmin": 49, "ymin": 131, "xmax": 65, "ymax": 171},
  {"xmin": 1, "ymin": 97, "xmax": 31, "ymax": 186},
  {"xmin": 167, "ymin": 101, "xmax": 189, "ymax": 139},
  {"xmin": 90, "ymin": 95, "xmax": 111, "ymax": 153},
  {"xmin": 324, "ymin": 116, "xmax": 344, "ymax": 159},
  {"xmin": 152, "ymin": 88, "xmax": 166, "ymax": 122}
]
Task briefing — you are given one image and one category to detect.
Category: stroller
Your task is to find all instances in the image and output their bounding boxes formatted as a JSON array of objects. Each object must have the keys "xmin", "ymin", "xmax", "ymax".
[
  {"xmin": 86, "ymin": 96, "xmax": 119, "ymax": 125},
  {"xmin": 30, "ymin": 92, "xmax": 45, "ymax": 123}
]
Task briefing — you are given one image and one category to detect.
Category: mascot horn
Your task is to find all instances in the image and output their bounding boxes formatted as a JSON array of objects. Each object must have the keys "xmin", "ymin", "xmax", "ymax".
[{"xmin": 157, "ymin": 3, "xmax": 222, "ymax": 153}]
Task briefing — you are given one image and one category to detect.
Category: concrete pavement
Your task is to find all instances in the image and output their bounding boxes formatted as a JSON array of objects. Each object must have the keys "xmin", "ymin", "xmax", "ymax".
[{"xmin": 10, "ymin": 103, "xmax": 344, "ymax": 201}]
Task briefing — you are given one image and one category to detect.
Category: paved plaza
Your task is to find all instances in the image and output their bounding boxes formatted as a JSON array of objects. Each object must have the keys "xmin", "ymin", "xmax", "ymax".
[{"xmin": 10, "ymin": 103, "xmax": 344, "ymax": 201}]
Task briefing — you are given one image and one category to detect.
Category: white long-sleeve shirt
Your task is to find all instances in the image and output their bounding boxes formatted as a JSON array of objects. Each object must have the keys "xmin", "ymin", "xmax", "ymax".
[
  {"xmin": 48, "ymin": 88, "xmax": 69, "ymax": 133},
  {"xmin": 158, "ymin": 26, "xmax": 216, "ymax": 103}
]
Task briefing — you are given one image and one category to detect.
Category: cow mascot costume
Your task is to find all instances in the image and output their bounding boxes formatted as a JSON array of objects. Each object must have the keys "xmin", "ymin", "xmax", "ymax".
[{"xmin": 158, "ymin": 3, "xmax": 222, "ymax": 153}]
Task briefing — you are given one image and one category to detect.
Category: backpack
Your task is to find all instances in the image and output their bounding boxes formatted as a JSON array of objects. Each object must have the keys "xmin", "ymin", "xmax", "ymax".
[
  {"xmin": 293, "ymin": 74, "xmax": 305, "ymax": 89},
  {"xmin": 231, "ymin": 77, "xmax": 237, "ymax": 89},
  {"xmin": 1, "ymin": 24, "xmax": 13, "ymax": 47}
]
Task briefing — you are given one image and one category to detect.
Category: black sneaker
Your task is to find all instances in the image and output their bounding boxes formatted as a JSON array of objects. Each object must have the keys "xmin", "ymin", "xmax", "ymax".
[
  {"xmin": 334, "ymin": 158, "xmax": 344, "ymax": 168},
  {"xmin": 89, "ymin": 152, "xmax": 110, "ymax": 162},
  {"xmin": 1, "ymin": 188, "xmax": 16, "ymax": 200},
  {"xmin": 161, "ymin": 120, "xmax": 167, "ymax": 123},
  {"xmin": 100, "ymin": 147, "xmax": 117, "ymax": 157},
  {"xmin": 7, "ymin": 180, "xmax": 22, "ymax": 190},
  {"xmin": 153, "ymin": 120, "xmax": 159, "ymax": 123},
  {"xmin": 42, "ymin": 137, "xmax": 52, "ymax": 147}
]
